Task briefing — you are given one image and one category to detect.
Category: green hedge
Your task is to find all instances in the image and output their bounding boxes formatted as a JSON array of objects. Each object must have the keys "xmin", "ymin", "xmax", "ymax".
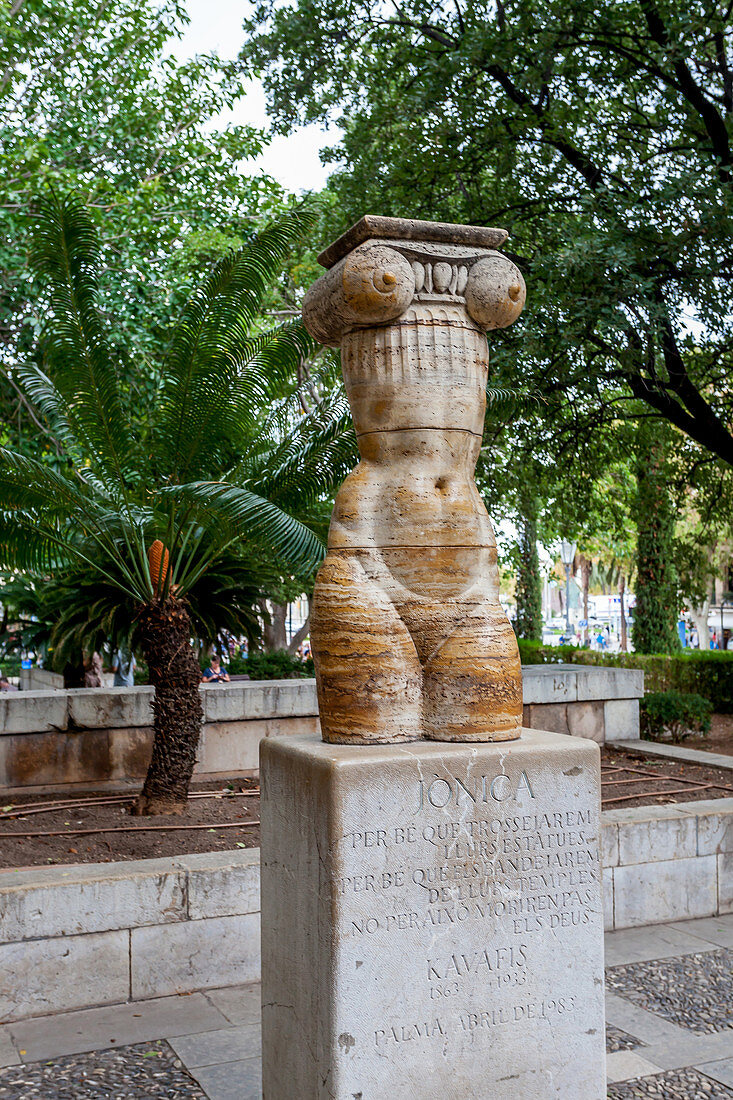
[
  {"xmin": 226, "ymin": 649, "xmax": 315, "ymax": 680},
  {"xmin": 518, "ymin": 640, "xmax": 733, "ymax": 712}
]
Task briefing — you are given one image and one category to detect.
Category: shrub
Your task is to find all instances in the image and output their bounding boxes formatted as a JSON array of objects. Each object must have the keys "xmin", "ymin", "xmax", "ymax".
[
  {"xmin": 640, "ymin": 691, "xmax": 713, "ymax": 743},
  {"xmin": 0, "ymin": 655, "xmax": 22, "ymax": 678}
]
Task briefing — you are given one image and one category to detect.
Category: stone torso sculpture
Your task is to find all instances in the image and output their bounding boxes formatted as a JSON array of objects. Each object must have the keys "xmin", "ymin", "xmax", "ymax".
[{"xmin": 303, "ymin": 217, "xmax": 526, "ymax": 745}]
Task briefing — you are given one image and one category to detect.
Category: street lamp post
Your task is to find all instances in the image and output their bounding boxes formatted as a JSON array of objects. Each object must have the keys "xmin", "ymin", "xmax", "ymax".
[{"xmin": 560, "ymin": 540, "xmax": 577, "ymax": 637}]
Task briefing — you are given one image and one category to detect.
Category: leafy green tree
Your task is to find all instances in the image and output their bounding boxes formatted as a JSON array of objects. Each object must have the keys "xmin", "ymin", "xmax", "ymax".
[
  {"xmin": 514, "ymin": 486, "xmax": 543, "ymax": 642},
  {"xmin": 243, "ymin": 0, "xmax": 733, "ymax": 469},
  {"xmin": 633, "ymin": 428, "xmax": 681, "ymax": 653},
  {"xmin": 0, "ymin": 193, "xmax": 334, "ymax": 813},
  {"xmin": 0, "ymin": 0, "xmax": 282, "ymax": 453}
]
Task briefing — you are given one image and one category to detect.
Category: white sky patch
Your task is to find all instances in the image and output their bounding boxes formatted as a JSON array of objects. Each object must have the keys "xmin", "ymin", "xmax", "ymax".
[{"xmin": 178, "ymin": 0, "xmax": 336, "ymax": 193}]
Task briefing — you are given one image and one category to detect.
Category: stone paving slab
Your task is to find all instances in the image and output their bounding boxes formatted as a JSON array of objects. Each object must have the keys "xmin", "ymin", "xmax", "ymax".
[
  {"xmin": 0, "ymin": 1032, "xmax": 18, "ymax": 1071},
  {"xmin": 605, "ymin": 1049, "xmax": 663, "ymax": 1083},
  {"xmin": 6, "ymin": 992, "xmax": 228, "ymax": 1064},
  {"xmin": 0, "ymin": 1040, "xmax": 205, "ymax": 1098},
  {"xmin": 169, "ymin": 1024, "xmax": 261, "ymax": 1069},
  {"xmin": 189, "ymin": 1055, "xmax": 261, "ymax": 1100},
  {"xmin": 642, "ymin": 1031, "xmax": 733, "ymax": 1072},
  {"xmin": 604, "ymin": 921, "xmax": 721, "ymax": 966},
  {"xmin": 203, "ymin": 983, "xmax": 260, "ymax": 1026},
  {"xmin": 698, "ymin": 1057, "xmax": 733, "ymax": 1089},
  {"xmin": 667, "ymin": 914, "xmax": 733, "ymax": 950},
  {"xmin": 604, "ymin": 991, "xmax": 692, "ymax": 1044}
]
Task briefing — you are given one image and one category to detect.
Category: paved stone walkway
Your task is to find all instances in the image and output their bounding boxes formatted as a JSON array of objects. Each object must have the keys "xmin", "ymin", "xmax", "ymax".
[{"xmin": 0, "ymin": 915, "xmax": 730, "ymax": 1098}]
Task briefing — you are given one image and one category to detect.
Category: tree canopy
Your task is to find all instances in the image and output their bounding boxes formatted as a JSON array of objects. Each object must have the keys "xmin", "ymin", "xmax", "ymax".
[
  {"xmin": 243, "ymin": 0, "xmax": 733, "ymax": 468},
  {"xmin": 1, "ymin": 0, "xmax": 283, "ymax": 451}
]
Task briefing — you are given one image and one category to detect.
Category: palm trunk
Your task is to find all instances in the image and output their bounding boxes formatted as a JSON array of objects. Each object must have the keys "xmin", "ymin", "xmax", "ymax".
[
  {"xmin": 133, "ymin": 598, "xmax": 203, "ymax": 815},
  {"xmin": 619, "ymin": 574, "xmax": 628, "ymax": 652}
]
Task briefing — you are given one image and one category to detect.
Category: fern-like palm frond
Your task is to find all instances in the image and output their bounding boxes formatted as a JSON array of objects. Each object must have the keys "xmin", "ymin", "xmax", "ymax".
[
  {"xmin": 157, "ymin": 205, "xmax": 320, "ymax": 481},
  {"xmin": 0, "ymin": 448, "xmax": 94, "ymax": 518},
  {"xmin": 247, "ymin": 390, "xmax": 358, "ymax": 510},
  {"xmin": 0, "ymin": 513, "xmax": 61, "ymax": 573},
  {"xmin": 9, "ymin": 190, "xmax": 338, "ymax": 662},
  {"xmin": 161, "ymin": 481, "xmax": 325, "ymax": 580},
  {"xmin": 29, "ymin": 192, "xmax": 134, "ymax": 484}
]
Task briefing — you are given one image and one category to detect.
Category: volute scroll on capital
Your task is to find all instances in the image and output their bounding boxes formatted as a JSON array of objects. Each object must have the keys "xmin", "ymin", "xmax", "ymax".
[{"xmin": 302, "ymin": 217, "xmax": 527, "ymax": 347}]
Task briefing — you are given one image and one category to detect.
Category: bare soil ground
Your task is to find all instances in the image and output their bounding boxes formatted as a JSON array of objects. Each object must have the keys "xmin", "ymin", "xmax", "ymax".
[
  {"xmin": 685, "ymin": 712, "xmax": 733, "ymax": 755},
  {"xmin": 601, "ymin": 745, "xmax": 733, "ymax": 809},
  {"xmin": 0, "ymin": 777, "xmax": 260, "ymax": 871}
]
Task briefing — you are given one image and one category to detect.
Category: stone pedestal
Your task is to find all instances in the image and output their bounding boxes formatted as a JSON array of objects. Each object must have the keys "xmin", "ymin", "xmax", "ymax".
[{"xmin": 261, "ymin": 730, "xmax": 606, "ymax": 1099}]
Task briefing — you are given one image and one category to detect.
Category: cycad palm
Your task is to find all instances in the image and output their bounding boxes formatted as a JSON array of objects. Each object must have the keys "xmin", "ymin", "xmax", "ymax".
[{"xmin": 0, "ymin": 192, "xmax": 337, "ymax": 813}]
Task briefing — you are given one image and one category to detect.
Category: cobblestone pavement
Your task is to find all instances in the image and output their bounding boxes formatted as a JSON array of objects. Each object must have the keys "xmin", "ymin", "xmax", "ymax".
[
  {"xmin": 607, "ymin": 1024, "xmax": 643, "ymax": 1053},
  {"xmin": 0, "ymin": 916, "xmax": 730, "ymax": 1099},
  {"xmin": 0, "ymin": 1041, "xmax": 205, "ymax": 1098},
  {"xmin": 607, "ymin": 1068, "xmax": 733, "ymax": 1097},
  {"xmin": 606, "ymin": 948, "xmax": 733, "ymax": 1034}
]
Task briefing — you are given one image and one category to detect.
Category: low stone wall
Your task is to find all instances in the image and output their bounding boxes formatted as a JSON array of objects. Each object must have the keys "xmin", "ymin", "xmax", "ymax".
[
  {"xmin": 0, "ymin": 664, "xmax": 643, "ymax": 790},
  {"xmin": 522, "ymin": 663, "xmax": 643, "ymax": 743},
  {"xmin": 0, "ymin": 850, "xmax": 260, "ymax": 1023},
  {"xmin": 602, "ymin": 798, "xmax": 732, "ymax": 930},
  {"xmin": 1, "ymin": 794, "xmax": 728, "ymax": 1023},
  {"xmin": 0, "ymin": 681, "xmax": 319, "ymax": 789},
  {"xmin": 18, "ymin": 668, "xmax": 64, "ymax": 692}
]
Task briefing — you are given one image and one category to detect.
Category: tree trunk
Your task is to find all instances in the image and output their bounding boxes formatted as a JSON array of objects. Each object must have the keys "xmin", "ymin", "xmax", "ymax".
[
  {"xmin": 287, "ymin": 601, "xmax": 311, "ymax": 655},
  {"xmin": 579, "ymin": 554, "xmax": 592, "ymax": 646},
  {"xmin": 619, "ymin": 574, "xmax": 628, "ymax": 652},
  {"xmin": 259, "ymin": 599, "xmax": 288, "ymax": 652},
  {"xmin": 515, "ymin": 492, "xmax": 543, "ymax": 642},
  {"xmin": 133, "ymin": 599, "xmax": 203, "ymax": 815},
  {"xmin": 633, "ymin": 429, "xmax": 680, "ymax": 654}
]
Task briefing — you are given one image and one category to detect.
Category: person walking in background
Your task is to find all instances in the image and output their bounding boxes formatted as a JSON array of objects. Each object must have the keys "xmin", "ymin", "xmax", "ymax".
[{"xmin": 112, "ymin": 647, "xmax": 136, "ymax": 687}]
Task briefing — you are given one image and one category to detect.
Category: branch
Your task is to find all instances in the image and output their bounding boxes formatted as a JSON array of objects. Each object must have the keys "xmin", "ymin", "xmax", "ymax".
[{"xmin": 639, "ymin": 0, "xmax": 731, "ymax": 181}]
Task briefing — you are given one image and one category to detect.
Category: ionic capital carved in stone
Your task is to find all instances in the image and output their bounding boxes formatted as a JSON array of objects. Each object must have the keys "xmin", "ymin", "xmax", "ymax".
[{"xmin": 302, "ymin": 216, "xmax": 526, "ymax": 346}]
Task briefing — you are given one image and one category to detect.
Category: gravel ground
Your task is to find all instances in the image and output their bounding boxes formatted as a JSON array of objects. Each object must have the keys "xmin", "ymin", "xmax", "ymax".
[
  {"xmin": 606, "ymin": 949, "xmax": 733, "ymax": 1034},
  {"xmin": 606, "ymin": 1024, "xmax": 643, "ymax": 1053},
  {"xmin": 0, "ymin": 1042, "xmax": 205, "ymax": 1098},
  {"xmin": 607, "ymin": 1068, "xmax": 733, "ymax": 1097}
]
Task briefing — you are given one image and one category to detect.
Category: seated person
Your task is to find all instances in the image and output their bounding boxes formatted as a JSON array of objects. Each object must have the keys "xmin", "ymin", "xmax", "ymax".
[{"xmin": 202, "ymin": 654, "xmax": 230, "ymax": 683}]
